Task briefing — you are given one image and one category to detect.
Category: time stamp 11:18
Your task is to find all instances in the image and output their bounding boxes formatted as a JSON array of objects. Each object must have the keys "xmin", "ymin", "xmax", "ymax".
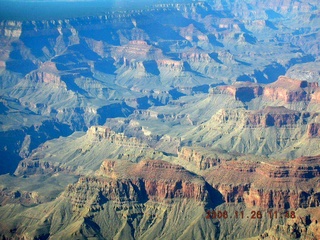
[{"xmin": 205, "ymin": 210, "xmax": 296, "ymax": 220}]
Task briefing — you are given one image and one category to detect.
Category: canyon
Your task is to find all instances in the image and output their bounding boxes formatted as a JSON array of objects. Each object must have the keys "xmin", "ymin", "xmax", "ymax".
[{"xmin": 1, "ymin": 0, "xmax": 320, "ymax": 239}]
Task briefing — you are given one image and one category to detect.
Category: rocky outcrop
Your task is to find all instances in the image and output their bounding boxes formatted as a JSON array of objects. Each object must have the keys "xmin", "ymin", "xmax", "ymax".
[
  {"xmin": 133, "ymin": 110, "xmax": 191, "ymax": 123},
  {"xmin": 216, "ymin": 82, "xmax": 263, "ymax": 102},
  {"xmin": 157, "ymin": 59, "xmax": 185, "ymax": 71},
  {"xmin": 113, "ymin": 41, "xmax": 161, "ymax": 63},
  {"xmin": 178, "ymin": 147, "xmax": 235, "ymax": 170},
  {"xmin": 215, "ymin": 76, "xmax": 320, "ymax": 103},
  {"xmin": 25, "ymin": 62, "xmax": 64, "ymax": 85},
  {"xmin": 311, "ymin": 90, "xmax": 320, "ymax": 103},
  {"xmin": 14, "ymin": 159, "xmax": 72, "ymax": 176},
  {"xmin": 264, "ymin": 76, "xmax": 318, "ymax": 102},
  {"xmin": 247, "ymin": 106, "xmax": 305, "ymax": 128},
  {"xmin": 0, "ymin": 21, "xmax": 22, "ymax": 37},
  {"xmin": 65, "ymin": 160, "xmax": 213, "ymax": 211},
  {"xmin": 0, "ymin": 1, "xmax": 320, "ymax": 239},
  {"xmin": 0, "ymin": 188, "xmax": 40, "ymax": 206},
  {"xmin": 212, "ymin": 106, "xmax": 311, "ymax": 128},
  {"xmin": 257, "ymin": 156, "xmax": 320, "ymax": 179},
  {"xmin": 205, "ymin": 155, "xmax": 320, "ymax": 209},
  {"xmin": 100, "ymin": 160, "xmax": 210, "ymax": 202},
  {"xmin": 244, "ymin": 155, "xmax": 320, "ymax": 208},
  {"xmin": 87, "ymin": 126, "xmax": 149, "ymax": 148},
  {"xmin": 307, "ymin": 123, "xmax": 320, "ymax": 138},
  {"xmin": 260, "ymin": 208, "xmax": 320, "ymax": 240}
]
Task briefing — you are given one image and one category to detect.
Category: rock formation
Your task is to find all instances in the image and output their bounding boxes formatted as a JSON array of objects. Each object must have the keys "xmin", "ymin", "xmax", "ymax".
[
  {"xmin": 247, "ymin": 106, "xmax": 305, "ymax": 128},
  {"xmin": 0, "ymin": 188, "xmax": 40, "ymax": 206},
  {"xmin": 307, "ymin": 123, "xmax": 320, "ymax": 138},
  {"xmin": 178, "ymin": 146, "xmax": 235, "ymax": 170},
  {"xmin": 14, "ymin": 159, "xmax": 72, "ymax": 176},
  {"xmin": 88, "ymin": 126, "xmax": 149, "ymax": 148},
  {"xmin": 216, "ymin": 76, "xmax": 320, "ymax": 103},
  {"xmin": 65, "ymin": 159, "xmax": 219, "ymax": 212},
  {"xmin": 0, "ymin": 0, "xmax": 320, "ymax": 239},
  {"xmin": 205, "ymin": 155, "xmax": 320, "ymax": 210}
]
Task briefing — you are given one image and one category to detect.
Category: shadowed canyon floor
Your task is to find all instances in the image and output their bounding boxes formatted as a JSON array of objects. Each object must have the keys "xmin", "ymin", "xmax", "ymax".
[{"xmin": 1, "ymin": 0, "xmax": 320, "ymax": 239}]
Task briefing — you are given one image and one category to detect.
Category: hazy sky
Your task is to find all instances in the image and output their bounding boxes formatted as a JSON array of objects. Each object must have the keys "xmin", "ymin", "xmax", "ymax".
[{"xmin": 0, "ymin": 0, "xmax": 161, "ymax": 20}]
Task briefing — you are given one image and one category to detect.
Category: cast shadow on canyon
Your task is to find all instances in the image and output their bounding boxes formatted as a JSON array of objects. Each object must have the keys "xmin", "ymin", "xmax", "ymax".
[{"xmin": 205, "ymin": 182, "xmax": 225, "ymax": 210}]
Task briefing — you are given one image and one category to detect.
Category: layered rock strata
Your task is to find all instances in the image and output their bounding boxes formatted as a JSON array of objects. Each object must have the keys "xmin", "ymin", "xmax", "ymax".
[
  {"xmin": 88, "ymin": 126, "xmax": 149, "ymax": 148},
  {"xmin": 215, "ymin": 76, "xmax": 320, "ymax": 103},
  {"xmin": 65, "ymin": 159, "xmax": 215, "ymax": 211},
  {"xmin": 212, "ymin": 106, "xmax": 314, "ymax": 128},
  {"xmin": 14, "ymin": 159, "xmax": 72, "ymax": 176},
  {"xmin": 0, "ymin": 188, "xmax": 40, "ymax": 206},
  {"xmin": 204, "ymin": 155, "xmax": 320, "ymax": 210},
  {"xmin": 178, "ymin": 146, "xmax": 234, "ymax": 170}
]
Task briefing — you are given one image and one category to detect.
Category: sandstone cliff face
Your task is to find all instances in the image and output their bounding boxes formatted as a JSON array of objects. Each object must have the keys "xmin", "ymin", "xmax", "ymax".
[
  {"xmin": 216, "ymin": 76, "xmax": 320, "ymax": 103},
  {"xmin": 243, "ymin": 188, "xmax": 320, "ymax": 209},
  {"xmin": 205, "ymin": 156, "xmax": 320, "ymax": 210},
  {"xmin": 25, "ymin": 62, "xmax": 64, "ymax": 85},
  {"xmin": 88, "ymin": 126, "xmax": 149, "ymax": 148},
  {"xmin": 264, "ymin": 76, "xmax": 317, "ymax": 102},
  {"xmin": 14, "ymin": 159, "xmax": 72, "ymax": 176},
  {"xmin": 65, "ymin": 160, "xmax": 213, "ymax": 211},
  {"xmin": 187, "ymin": 97, "xmax": 320, "ymax": 158},
  {"xmin": 0, "ymin": 1, "xmax": 320, "ymax": 239},
  {"xmin": 133, "ymin": 110, "xmax": 186, "ymax": 121},
  {"xmin": 217, "ymin": 82, "xmax": 263, "ymax": 102},
  {"xmin": 247, "ymin": 106, "xmax": 305, "ymax": 128},
  {"xmin": 88, "ymin": 124, "xmax": 181, "ymax": 155},
  {"xmin": 100, "ymin": 160, "xmax": 210, "ymax": 202},
  {"xmin": 257, "ymin": 156, "xmax": 320, "ymax": 179},
  {"xmin": 178, "ymin": 147, "xmax": 235, "ymax": 170},
  {"xmin": 25, "ymin": 71, "xmax": 64, "ymax": 87},
  {"xmin": 212, "ymin": 106, "xmax": 310, "ymax": 128}
]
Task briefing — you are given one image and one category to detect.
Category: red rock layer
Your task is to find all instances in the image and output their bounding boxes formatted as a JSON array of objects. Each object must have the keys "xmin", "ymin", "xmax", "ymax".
[
  {"xmin": 217, "ymin": 82, "xmax": 263, "ymax": 102},
  {"xmin": 247, "ymin": 106, "xmax": 304, "ymax": 127},
  {"xmin": 216, "ymin": 76, "xmax": 320, "ymax": 103},
  {"xmin": 65, "ymin": 160, "xmax": 212, "ymax": 211},
  {"xmin": 257, "ymin": 156, "xmax": 320, "ymax": 179},
  {"xmin": 215, "ymin": 106, "xmax": 312, "ymax": 129},
  {"xmin": 205, "ymin": 156, "xmax": 320, "ymax": 209}
]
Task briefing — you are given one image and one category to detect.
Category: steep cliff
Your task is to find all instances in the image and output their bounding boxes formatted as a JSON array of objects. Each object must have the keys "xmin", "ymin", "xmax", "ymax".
[
  {"xmin": 307, "ymin": 123, "xmax": 320, "ymax": 138},
  {"xmin": 0, "ymin": 159, "xmax": 222, "ymax": 239},
  {"xmin": 216, "ymin": 76, "xmax": 320, "ymax": 103},
  {"xmin": 184, "ymin": 101, "xmax": 320, "ymax": 158},
  {"xmin": 0, "ymin": 0, "xmax": 320, "ymax": 239},
  {"xmin": 94, "ymin": 159, "xmax": 212, "ymax": 203},
  {"xmin": 204, "ymin": 155, "xmax": 320, "ymax": 210},
  {"xmin": 14, "ymin": 159, "xmax": 73, "ymax": 176},
  {"xmin": 178, "ymin": 146, "xmax": 236, "ymax": 170},
  {"xmin": 87, "ymin": 126, "xmax": 149, "ymax": 148}
]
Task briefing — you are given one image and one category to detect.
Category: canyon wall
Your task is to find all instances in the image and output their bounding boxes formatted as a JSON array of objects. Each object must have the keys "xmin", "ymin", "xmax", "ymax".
[
  {"xmin": 216, "ymin": 76, "xmax": 320, "ymax": 103},
  {"xmin": 205, "ymin": 156, "xmax": 320, "ymax": 210},
  {"xmin": 65, "ymin": 159, "xmax": 217, "ymax": 212}
]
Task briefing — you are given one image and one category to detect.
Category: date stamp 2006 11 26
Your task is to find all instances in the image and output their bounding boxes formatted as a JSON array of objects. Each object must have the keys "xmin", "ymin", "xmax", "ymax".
[{"xmin": 205, "ymin": 210, "xmax": 296, "ymax": 220}]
